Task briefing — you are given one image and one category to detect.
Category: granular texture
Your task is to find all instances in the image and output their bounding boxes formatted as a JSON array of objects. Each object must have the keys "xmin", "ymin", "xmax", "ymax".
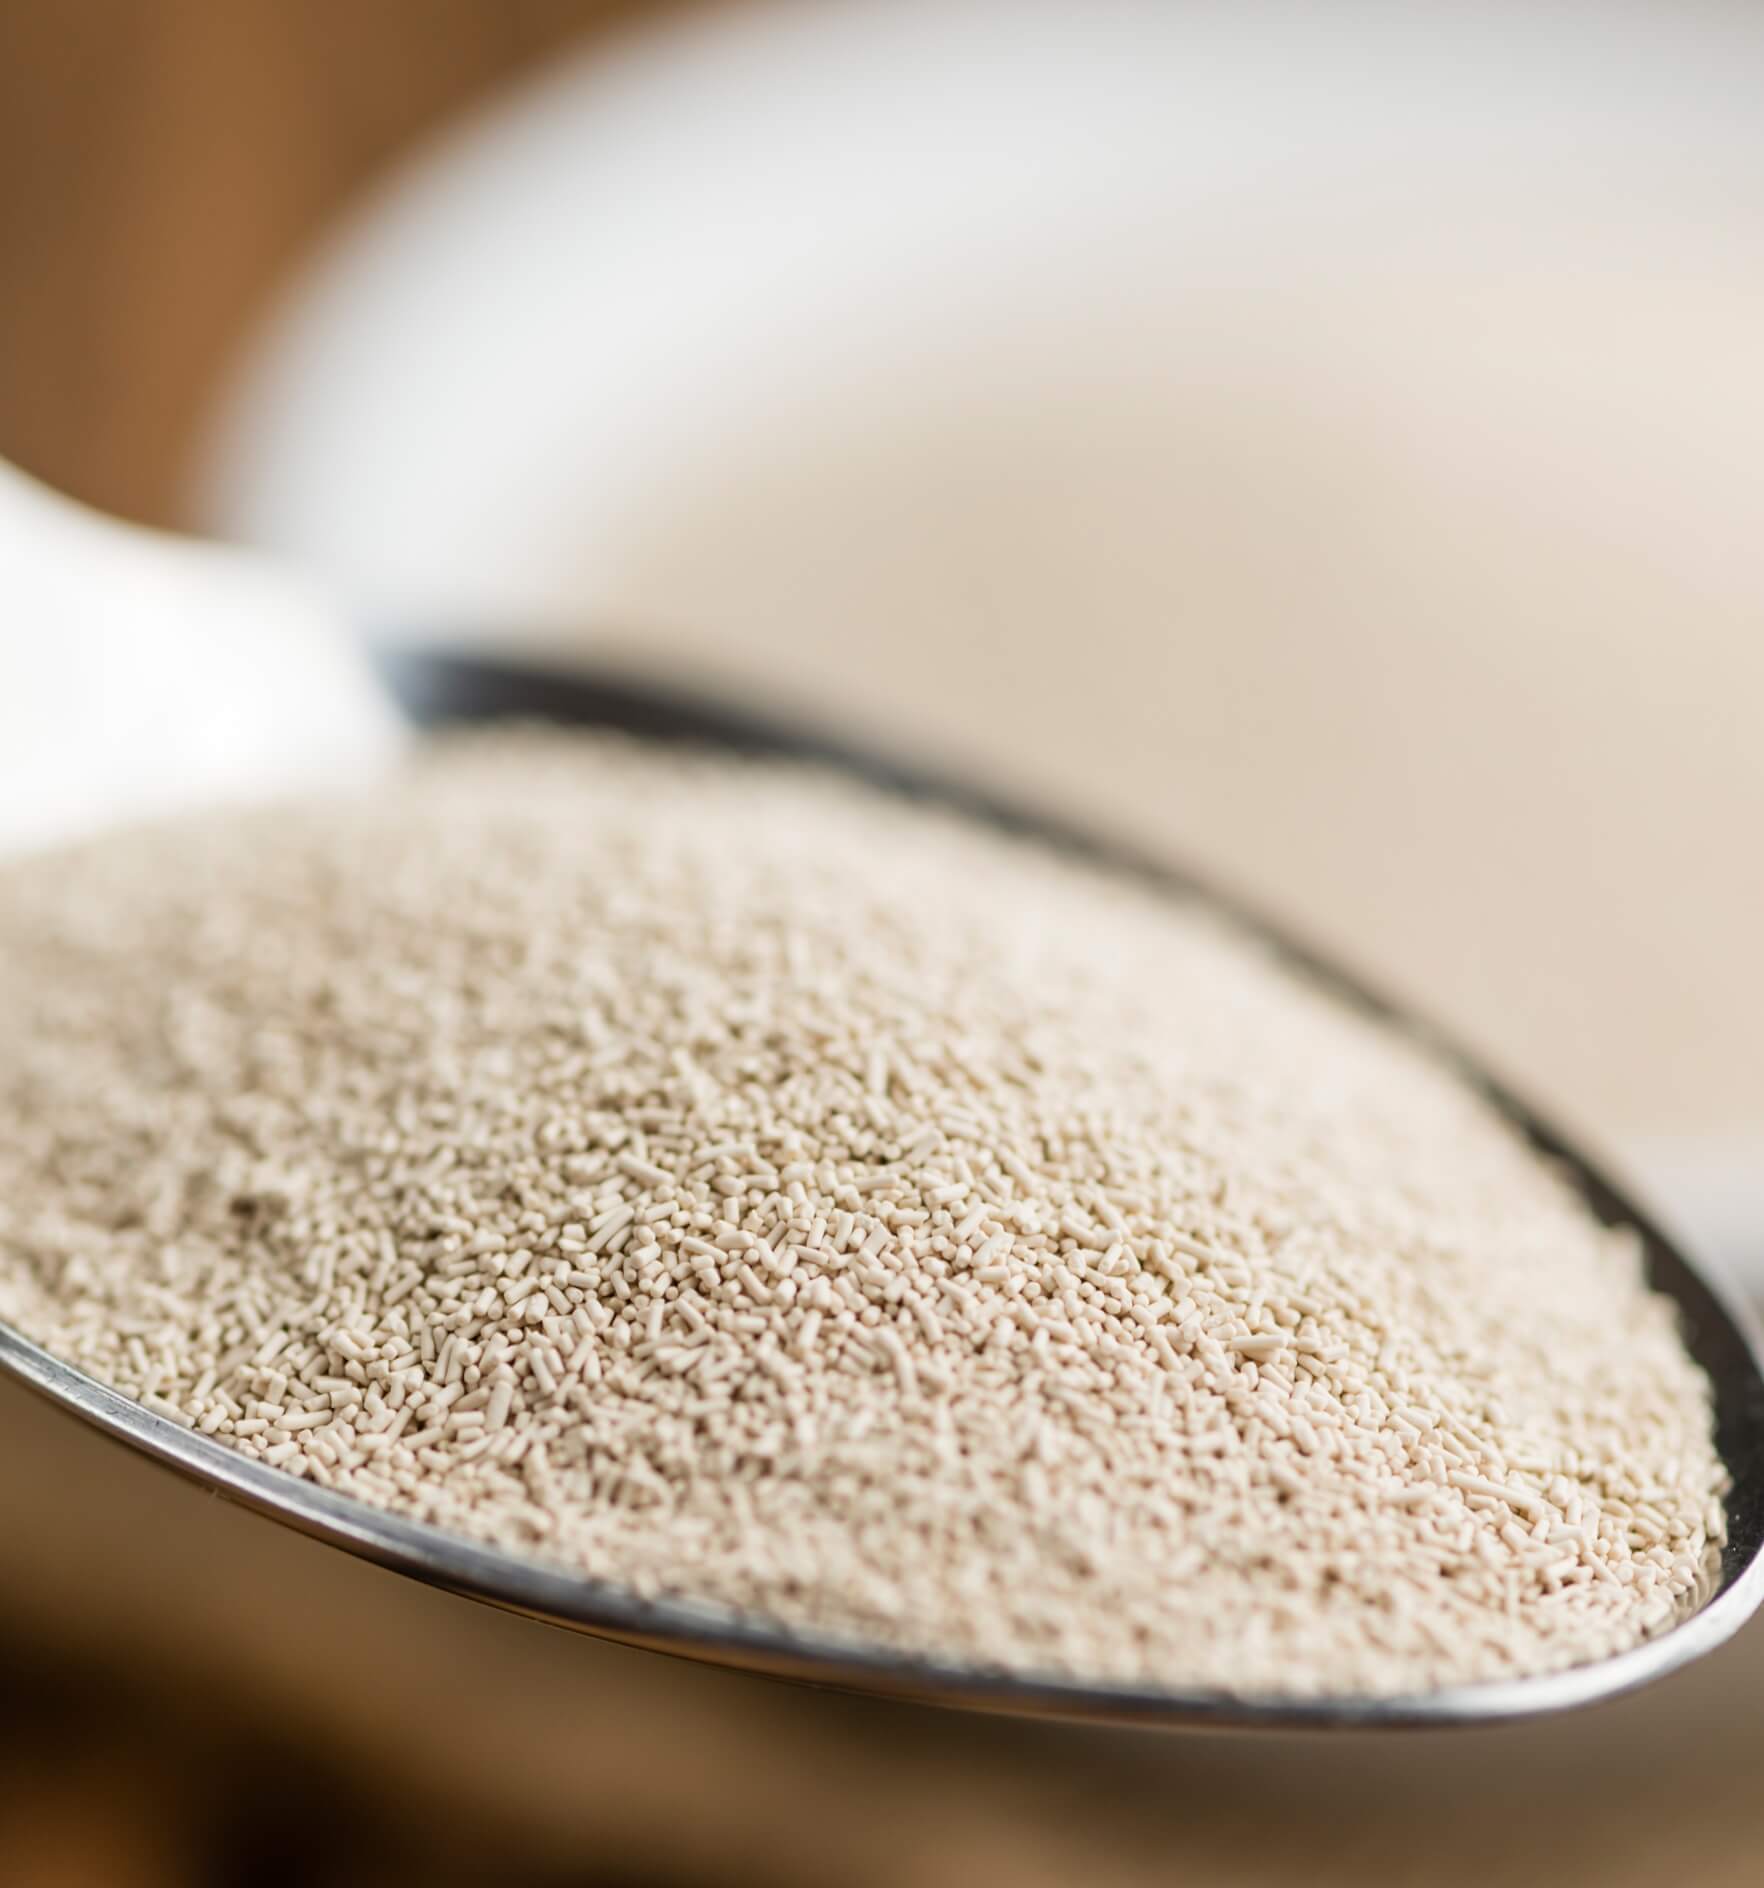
[{"xmin": 0, "ymin": 731, "xmax": 1727, "ymax": 1696}]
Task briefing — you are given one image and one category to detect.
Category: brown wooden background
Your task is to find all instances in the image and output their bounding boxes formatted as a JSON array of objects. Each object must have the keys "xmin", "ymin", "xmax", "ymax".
[{"xmin": 0, "ymin": 0, "xmax": 704, "ymax": 531}]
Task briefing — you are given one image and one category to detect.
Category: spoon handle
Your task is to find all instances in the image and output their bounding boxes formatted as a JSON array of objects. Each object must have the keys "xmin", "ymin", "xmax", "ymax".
[{"xmin": 0, "ymin": 459, "xmax": 403, "ymax": 858}]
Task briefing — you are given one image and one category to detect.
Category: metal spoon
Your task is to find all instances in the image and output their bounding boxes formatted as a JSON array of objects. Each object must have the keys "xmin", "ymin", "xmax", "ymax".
[{"xmin": 2, "ymin": 479, "xmax": 1761, "ymax": 1731}]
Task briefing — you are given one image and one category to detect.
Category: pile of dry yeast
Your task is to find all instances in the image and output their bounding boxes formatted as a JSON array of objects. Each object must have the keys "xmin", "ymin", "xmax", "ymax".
[{"xmin": 0, "ymin": 731, "xmax": 1726, "ymax": 1695}]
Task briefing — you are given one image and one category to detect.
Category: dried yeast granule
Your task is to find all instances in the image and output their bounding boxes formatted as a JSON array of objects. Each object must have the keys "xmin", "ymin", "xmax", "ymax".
[{"xmin": 0, "ymin": 731, "xmax": 1727, "ymax": 1695}]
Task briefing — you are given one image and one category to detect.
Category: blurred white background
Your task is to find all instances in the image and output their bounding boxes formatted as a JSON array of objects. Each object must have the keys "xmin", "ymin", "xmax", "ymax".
[{"xmin": 198, "ymin": 0, "xmax": 1764, "ymax": 1275}]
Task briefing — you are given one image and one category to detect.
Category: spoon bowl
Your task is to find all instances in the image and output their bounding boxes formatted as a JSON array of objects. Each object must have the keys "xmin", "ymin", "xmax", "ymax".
[{"xmin": 3, "ymin": 646, "xmax": 1761, "ymax": 1732}]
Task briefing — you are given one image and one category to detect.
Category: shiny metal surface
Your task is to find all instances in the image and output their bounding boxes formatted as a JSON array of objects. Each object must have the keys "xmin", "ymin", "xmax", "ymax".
[{"xmin": 3, "ymin": 648, "xmax": 1761, "ymax": 1732}]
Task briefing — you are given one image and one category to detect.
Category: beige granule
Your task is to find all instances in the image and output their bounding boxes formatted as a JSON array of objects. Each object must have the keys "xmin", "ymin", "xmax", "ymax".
[{"xmin": 0, "ymin": 731, "xmax": 1727, "ymax": 1696}]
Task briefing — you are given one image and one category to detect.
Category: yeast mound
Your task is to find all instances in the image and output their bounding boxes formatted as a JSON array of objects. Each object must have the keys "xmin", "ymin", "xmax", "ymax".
[{"xmin": 0, "ymin": 731, "xmax": 1726, "ymax": 1697}]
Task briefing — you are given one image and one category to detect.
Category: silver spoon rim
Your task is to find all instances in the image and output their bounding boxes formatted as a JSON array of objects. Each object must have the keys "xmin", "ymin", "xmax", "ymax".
[
  {"xmin": 2, "ymin": 1317, "xmax": 1763, "ymax": 1731},
  {"xmin": 3, "ymin": 647, "xmax": 1761, "ymax": 1733}
]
